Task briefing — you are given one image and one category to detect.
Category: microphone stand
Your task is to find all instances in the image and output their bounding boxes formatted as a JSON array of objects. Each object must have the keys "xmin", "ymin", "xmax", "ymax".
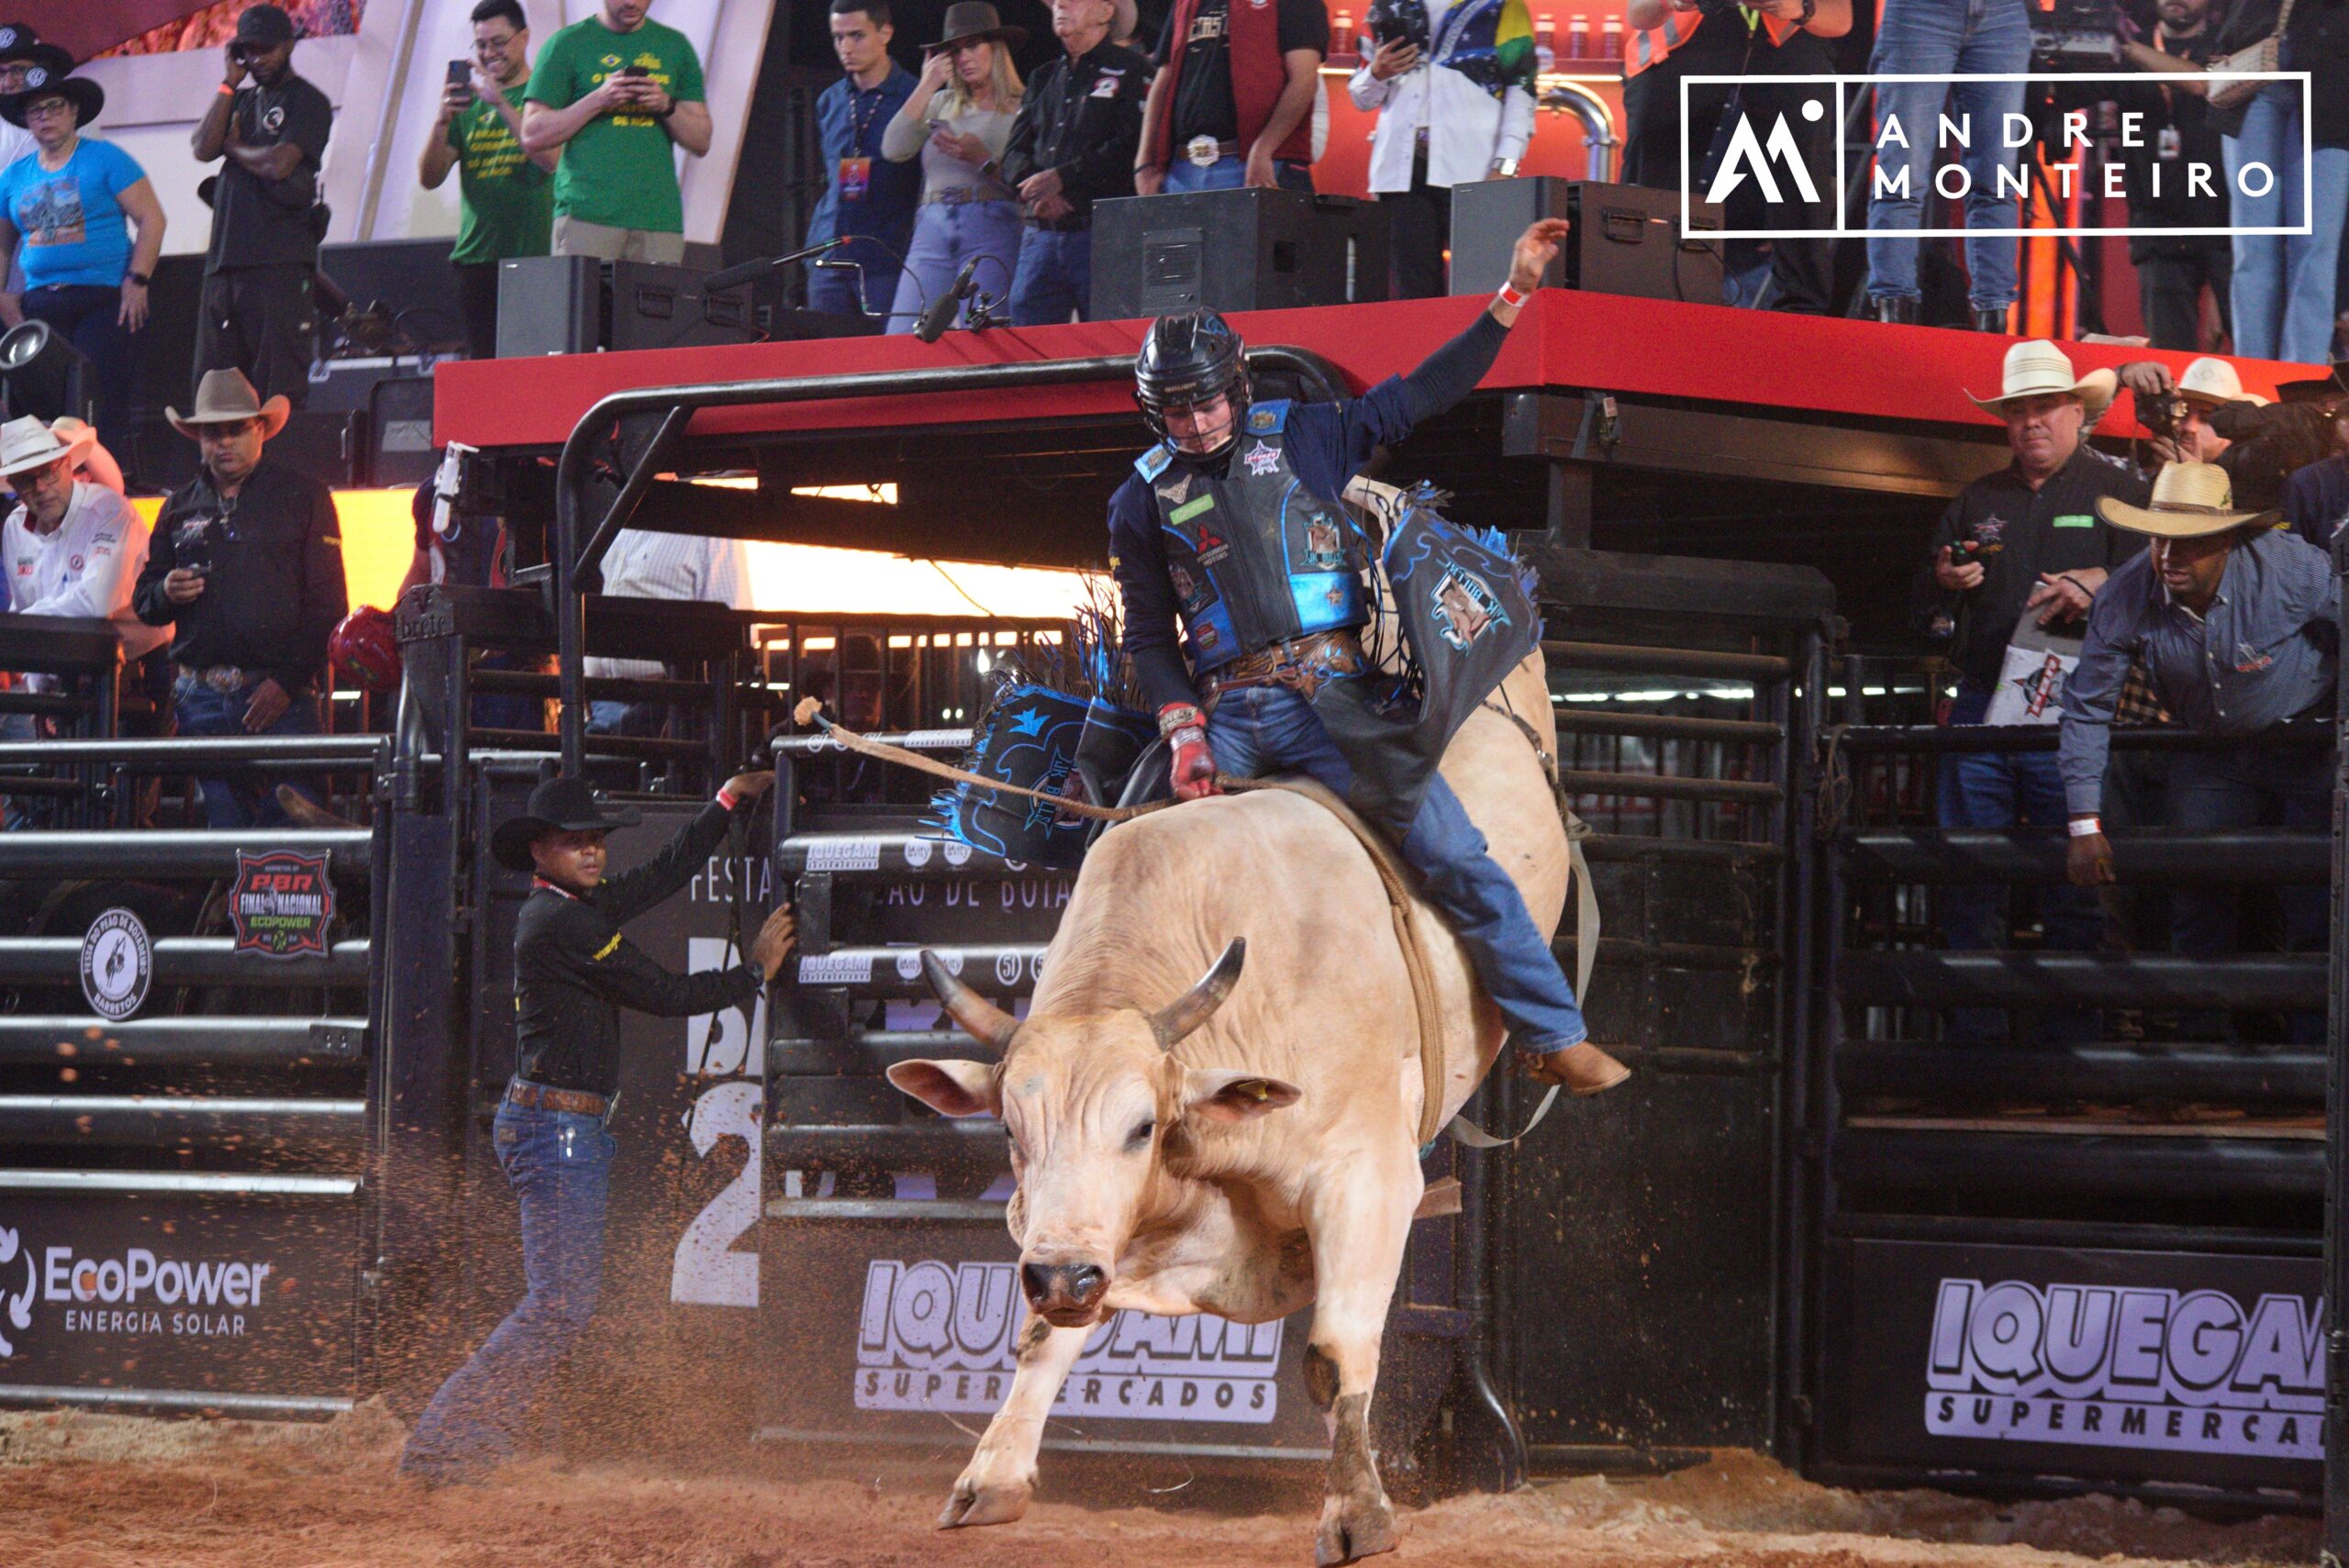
[{"xmin": 704, "ymin": 238, "xmax": 850, "ymax": 295}]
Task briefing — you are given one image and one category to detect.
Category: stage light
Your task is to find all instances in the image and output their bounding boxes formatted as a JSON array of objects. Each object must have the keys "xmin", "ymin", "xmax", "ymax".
[{"xmin": 0, "ymin": 319, "xmax": 95, "ymax": 426}]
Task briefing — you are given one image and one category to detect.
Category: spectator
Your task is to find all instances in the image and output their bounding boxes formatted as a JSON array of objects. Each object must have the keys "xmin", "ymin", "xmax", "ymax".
[
  {"xmin": 418, "ymin": 0, "xmax": 555, "ymax": 360},
  {"xmin": 1349, "ymin": 0, "xmax": 1539, "ymax": 300},
  {"xmin": 807, "ymin": 0, "xmax": 920, "ymax": 319},
  {"xmin": 522, "ymin": 0, "xmax": 711, "ymax": 266},
  {"xmin": 2116, "ymin": 356, "xmax": 2261, "ymax": 467},
  {"xmin": 2116, "ymin": 0, "xmax": 2232, "ymax": 352},
  {"xmin": 2205, "ymin": 0, "xmax": 2348, "ymax": 365},
  {"xmin": 1136, "ymin": 0, "xmax": 1327, "ymax": 195},
  {"xmin": 1620, "ymin": 0, "xmax": 1851, "ymax": 315},
  {"xmin": 1000, "ymin": 0, "xmax": 1149, "ymax": 327},
  {"xmin": 1916, "ymin": 341, "xmax": 2150, "ymax": 1040},
  {"xmin": 2280, "ymin": 361, "xmax": 2349, "ymax": 547},
  {"xmin": 1865, "ymin": 0, "xmax": 2032, "ymax": 330},
  {"xmin": 132, "ymin": 370, "xmax": 346, "ymax": 828},
  {"xmin": 0, "ymin": 70, "xmax": 164, "ymax": 456},
  {"xmin": 0, "ymin": 25, "xmax": 72, "ymax": 175},
  {"xmin": 882, "ymin": 3, "xmax": 1025, "ymax": 335},
  {"xmin": 584, "ymin": 527, "xmax": 749, "ymax": 738},
  {"xmin": 2063, "ymin": 463, "xmax": 2335, "ymax": 1042},
  {"xmin": 189, "ymin": 5, "xmax": 330, "ymax": 411}
]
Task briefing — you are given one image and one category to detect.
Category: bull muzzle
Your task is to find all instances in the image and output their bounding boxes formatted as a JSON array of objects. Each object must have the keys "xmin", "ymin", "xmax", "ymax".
[{"xmin": 1020, "ymin": 1256, "xmax": 1110, "ymax": 1324}]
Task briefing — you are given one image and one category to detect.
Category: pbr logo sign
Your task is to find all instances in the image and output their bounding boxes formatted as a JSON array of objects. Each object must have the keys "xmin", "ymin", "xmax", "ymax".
[
  {"xmin": 1923, "ymin": 1276, "xmax": 2322, "ymax": 1459},
  {"xmin": 80, "ymin": 907, "xmax": 151, "ymax": 1022},
  {"xmin": 856, "ymin": 1259, "xmax": 1283, "ymax": 1423},
  {"xmin": 230, "ymin": 850, "xmax": 335, "ymax": 958}
]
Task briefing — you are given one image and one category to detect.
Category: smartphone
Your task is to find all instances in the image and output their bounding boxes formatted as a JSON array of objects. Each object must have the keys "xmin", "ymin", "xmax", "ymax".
[
  {"xmin": 446, "ymin": 59, "xmax": 473, "ymax": 99},
  {"xmin": 618, "ymin": 63, "xmax": 649, "ymax": 77}
]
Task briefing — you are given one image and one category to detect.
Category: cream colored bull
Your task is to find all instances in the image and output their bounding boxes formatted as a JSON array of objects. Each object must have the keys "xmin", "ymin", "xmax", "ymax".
[{"xmin": 886, "ymin": 649, "xmax": 1568, "ymax": 1566}]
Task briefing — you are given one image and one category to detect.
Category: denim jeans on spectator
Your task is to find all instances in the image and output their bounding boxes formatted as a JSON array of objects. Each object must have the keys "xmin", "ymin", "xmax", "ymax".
[
  {"xmin": 1163, "ymin": 156, "xmax": 1315, "ymax": 195},
  {"xmin": 172, "ymin": 675, "xmax": 322, "ymax": 828},
  {"xmin": 586, "ymin": 699, "xmax": 669, "ymax": 740},
  {"xmin": 1935, "ymin": 684, "xmax": 2101, "ymax": 1042},
  {"xmin": 2222, "ymin": 83, "xmax": 2349, "ymax": 365},
  {"xmin": 23, "ymin": 284, "xmax": 135, "ymax": 453},
  {"xmin": 1865, "ymin": 0, "xmax": 2032, "ymax": 310},
  {"xmin": 886, "ymin": 199, "xmax": 1024, "ymax": 335},
  {"xmin": 1208, "ymin": 682, "xmax": 1589, "ymax": 1052},
  {"xmin": 400, "ymin": 1100, "xmax": 614, "ymax": 1482},
  {"xmin": 806, "ymin": 251, "xmax": 900, "ymax": 321},
  {"xmin": 1008, "ymin": 226, "xmax": 1096, "ymax": 327},
  {"xmin": 2167, "ymin": 739, "xmax": 2330, "ymax": 1044}
]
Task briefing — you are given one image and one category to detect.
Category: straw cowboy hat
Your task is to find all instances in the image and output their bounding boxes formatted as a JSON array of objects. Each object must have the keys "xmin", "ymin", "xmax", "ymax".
[
  {"xmin": 1967, "ymin": 339, "xmax": 2118, "ymax": 419},
  {"xmin": 167, "ymin": 369, "xmax": 290, "ymax": 440},
  {"xmin": 927, "ymin": 2, "xmax": 1026, "ymax": 52},
  {"xmin": 0, "ymin": 62, "xmax": 102, "ymax": 129},
  {"xmin": 491, "ymin": 775, "xmax": 643, "ymax": 873},
  {"xmin": 2174, "ymin": 356, "xmax": 2268, "ymax": 409},
  {"xmin": 0, "ymin": 414, "xmax": 94, "ymax": 481},
  {"xmin": 2095, "ymin": 461, "xmax": 2278, "ymax": 539}
]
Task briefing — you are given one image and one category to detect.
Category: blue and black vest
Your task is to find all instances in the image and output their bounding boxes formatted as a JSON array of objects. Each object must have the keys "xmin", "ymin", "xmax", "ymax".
[{"xmin": 1132, "ymin": 400, "xmax": 1366, "ymax": 674}]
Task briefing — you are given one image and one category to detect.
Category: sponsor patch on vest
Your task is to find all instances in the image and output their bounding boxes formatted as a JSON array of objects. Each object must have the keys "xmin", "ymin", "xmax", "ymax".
[
  {"xmin": 1242, "ymin": 440, "xmax": 1281, "ymax": 476},
  {"xmin": 1170, "ymin": 494, "xmax": 1214, "ymax": 525},
  {"xmin": 1194, "ymin": 526, "xmax": 1230, "ymax": 566},
  {"xmin": 1431, "ymin": 563, "xmax": 1507, "ymax": 651},
  {"xmin": 1156, "ymin": 473, "xmax": 1192, "ymax": 506},
  {"xmin": 2052, "ymin": 514, "xmax": 2095, "ymax": 528}
]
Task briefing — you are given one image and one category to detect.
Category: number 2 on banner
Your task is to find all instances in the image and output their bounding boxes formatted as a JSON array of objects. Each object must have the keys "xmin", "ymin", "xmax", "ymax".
[{"xmin": 672, "ymin": 1079, "xmax": 761, "ymax": 1307}]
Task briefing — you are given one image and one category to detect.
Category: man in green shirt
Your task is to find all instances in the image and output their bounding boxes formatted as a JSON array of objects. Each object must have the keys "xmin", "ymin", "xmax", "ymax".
[
  {"xmin": 420, "ymin": 0, "xmax": 556, "ymax": 359},
  {"xmin": 521, "ymin": 0, "xmax": 712, "ymax": 264}
]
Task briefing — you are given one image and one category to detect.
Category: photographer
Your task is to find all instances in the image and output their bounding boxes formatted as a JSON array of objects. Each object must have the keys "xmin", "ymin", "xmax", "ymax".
[
  {"xmin": 1348, "ymin": 0, "xmax": 1537, "ymax": 299},
  {"xmin": 418, "ymin": 0, "xmax": 555, "ymax": 360},
  {"xmin": 523, "ymin": 0, "xmax": 711, "ymax": 266},
  {"xmin": 2115, "ymin": 0, "xmax": 2231, "ymax": 350},
  {"xmin": 1621, "ymin": 0, "xmax": 1851, "ymax": 314},
  {"xmin": 2118, "ymin": 356, "xmax": 2258, "ymax": 466},
  {"xmin": 189, "ymin": 5, "xmax": 332, "ymax": 410}
]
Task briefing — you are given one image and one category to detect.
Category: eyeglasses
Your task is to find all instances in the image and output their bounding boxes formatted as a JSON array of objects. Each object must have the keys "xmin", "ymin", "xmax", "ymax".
[
  {"xmin": 23, "ymin": 98, "xmax": 72, "ymax": 121},
  {"xmin": 7, "ymin": 457, "xmax": 69, "ymax": 493},
  {"xmin": 474, "ymin": 30, "xmax": 519, "ymax": 53}
]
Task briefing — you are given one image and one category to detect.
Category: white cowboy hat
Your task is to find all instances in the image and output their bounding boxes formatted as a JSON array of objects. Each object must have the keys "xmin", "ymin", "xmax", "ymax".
[
  {"xmin": 2095, "ymin": 461, "xmax": 2278, "ymax": 539},
  {"xmin": 2175, "ymin": 356, "xmax": 2269, "ymax": 409},
  {"xmin": 1967, "ymin": 339, "xmax": 2118, "ymax": 419},
  {"xmin": 0, "ymin": 413, "xmax": 94, "ymax": 481}
]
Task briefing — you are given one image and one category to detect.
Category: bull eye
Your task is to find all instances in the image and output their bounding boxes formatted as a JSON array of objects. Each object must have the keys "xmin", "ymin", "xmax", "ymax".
[{"xmin": 1128, "ymin": 1118, "xmax": 1155, "ymax": 1150}]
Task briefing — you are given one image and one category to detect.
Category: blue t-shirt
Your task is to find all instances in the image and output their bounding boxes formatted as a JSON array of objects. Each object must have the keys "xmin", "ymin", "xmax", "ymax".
[
  {"xmin": 0, "ymin": 138, "xmax": 145, "ymax": 291},
  {"xmin": 2284, "ymin": 454, "xmax": 2349, "ymax": 554}
]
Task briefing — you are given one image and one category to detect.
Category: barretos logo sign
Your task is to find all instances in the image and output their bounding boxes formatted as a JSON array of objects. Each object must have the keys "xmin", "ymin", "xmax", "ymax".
[
  {"xmin": 1923, "ymin": 1277, "xmax": 2322, "ymax": 1460},
  {"xmin": 1681, "ymin": 73, "xmax": 2314, "ymax": 241},
  {"xmin": 230, "ymin": 850, "xmax": 334, "ymax": 958},
  {"xmin": 0, "ymin": 1223, "xmax": 274, "ymax": 1358},
  {"xmin": 856, "ymin": 1259, "xmax": 1283, "ymax": 1423}
]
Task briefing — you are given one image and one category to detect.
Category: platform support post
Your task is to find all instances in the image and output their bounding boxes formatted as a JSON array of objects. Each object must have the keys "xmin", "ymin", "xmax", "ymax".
[
  {"xmin": 2325, "ymin": 529, "xmax": 2348, "ymax": 1567},
  {"xmin": 1545, "ymin": 462, "xmax": 1593, "ymax": 550}
]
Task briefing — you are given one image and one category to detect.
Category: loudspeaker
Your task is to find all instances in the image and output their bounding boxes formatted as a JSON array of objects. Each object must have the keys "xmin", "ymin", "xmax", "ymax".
[
  {"xmin": 1449, "ymin": 178, "xmax": 1724, "ymax": 306},
  {"xmin": 364, "ymin": 375, "xmax": 438, "ymax": 488},
  {"xmin": 496, "ymin": 255, "xmax": 601, "ymax": 357},
  {"xmin": 1090, "ymin": 189, "xmax": 1390, "ymax": 320},
  {"xmin": 605, "ymin": 261, "xmax": 755, "ymax": 352},
  {"xmin": 494, "ymin": 258, "xmax": 758, "ymax": 357}
]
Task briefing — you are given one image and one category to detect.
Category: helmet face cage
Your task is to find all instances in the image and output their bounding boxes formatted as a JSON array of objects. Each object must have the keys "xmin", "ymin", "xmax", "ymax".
[{"xmin": 1135, "ymin": 312, "xmax": 1251, "ymax": 455}]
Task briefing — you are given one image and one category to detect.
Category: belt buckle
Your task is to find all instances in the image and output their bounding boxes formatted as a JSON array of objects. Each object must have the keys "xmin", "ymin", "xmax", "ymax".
[{"xmin": 1184, "ymin": 135, "xmax": 1222, "ymax": 169}]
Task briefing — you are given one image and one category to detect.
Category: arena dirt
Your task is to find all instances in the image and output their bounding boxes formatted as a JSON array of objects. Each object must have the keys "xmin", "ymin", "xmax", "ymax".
[{"xmin": 0, "ymin": 1404, "xmax": 2320, "ymax": 1568}]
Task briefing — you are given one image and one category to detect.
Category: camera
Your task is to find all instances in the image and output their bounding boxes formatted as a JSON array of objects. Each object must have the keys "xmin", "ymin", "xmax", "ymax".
[
  {"xmin": 1364, "ymin": 0, "xmax": 1431, "ymax": 52},
  {"xmin": 2139, "ymin": 391, "xmax": 2191, "ymax": 444},
  {"xmin": 1692, "ymin": 0, "xmax": 1753, "ymax": 20}
]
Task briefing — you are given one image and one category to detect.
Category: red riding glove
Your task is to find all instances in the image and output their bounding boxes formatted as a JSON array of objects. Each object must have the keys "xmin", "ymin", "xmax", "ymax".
[{"xmin": 1159, "ymin": 703, "xmax": 1220, "ymax": 802}]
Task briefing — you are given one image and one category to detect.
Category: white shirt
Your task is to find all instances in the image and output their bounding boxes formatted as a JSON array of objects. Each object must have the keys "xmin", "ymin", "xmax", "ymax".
[
  {"xmin": 3, "ymin": 480, "xmax": 168, "ymax": 677},
  {"xmin": 1346, "ymin": 3, "xmax": 1536, "ymax": 194},
  {"xmin": 585, "ymin": 527, "xmax": 751, "ymax": 680}
]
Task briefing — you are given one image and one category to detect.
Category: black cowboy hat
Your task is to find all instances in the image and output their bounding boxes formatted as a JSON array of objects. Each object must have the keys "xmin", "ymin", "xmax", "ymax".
[
  {"xmin": 490, "ymin": 776, "xmax": 642, "ymax": 873},
  {"xmin": 0, "ymin": 66, "xmax": 101, "ymax": 130},
  {"xmin": 926, "ymin": 1, "xmax": 1026, "ymax": 51},
  {"xmin": 2277, "ymin": 359, "xmax": 2349, "ymax": 406},
  {"xmin": 0, "ymin": 22, "xmax": 71, "ymax": 76}
]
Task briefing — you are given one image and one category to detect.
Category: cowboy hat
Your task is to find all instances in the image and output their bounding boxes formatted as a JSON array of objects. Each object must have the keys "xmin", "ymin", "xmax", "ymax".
[
  {"xmin": 2276, "ymin": 359, "xmax": 2348, "ymax": 406},
  {"xmin": 490, "ymin": 775, "xmax": 644, "ymax": 873},
  {"xmin": 2096, "ymin": 461, "xmax": 2279, "ymax": 539},
  {"xmin": 2173, "ymin": 355, "xmax": 2269, "ymax": 409},
  {"xmin": 0, "ymin": 22, "xmax": 72, "ymax": 76},
  {"xmin": 167, "ymin": 369, "xmax": 291, "ymax": 440},
  {"xmin": 1967, "ymin": 339, "xmax": 2118, "ymax": 419},
  {"xmin": 0, "ymin": 413, "xmax": 94, "ymax": 481},
  {"xmin": 926, "ymin": 1, "xmax": 1026, "ymax": 52},
  {"xmin": 0, "ymin": 64, "xmax": 102, "ymax": 129}
]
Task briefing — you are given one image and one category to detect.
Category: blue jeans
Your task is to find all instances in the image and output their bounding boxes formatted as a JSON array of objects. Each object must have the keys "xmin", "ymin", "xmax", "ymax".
[
  {"xmin": 886, "ymin": 198, "xmax": 1023, "ymax": 335},
  {"xmin": 2168, "ymin": 740, "xmax": 2331, "ymax": 1043},
  {"xmin": 1207, "ymin": 683, "xmax": 1588, "ymax": 1051},
  {"xmin": 586, "ymin": 699, "xmax": 668, "ymax": 739},
  {"xmin": 23, "ymin": 284, "xmax": 134, "ymax": 454},
  {"xmin": 1865, "ymin": 0, "xmax": 2032, "ymax": 309},
  {"xmin": 805, "ymin": 251, "xmax": 900, "ymax": 320},
  {"xmin": 2222, "ymin": 84, "xmax": 2349, "ymax": 365},
  {"xmin": 172, "ymin": 675, "xmax": 322, "ymax": 828},
  {"xmin": 400, "ymin": 1099, "xmax": 615, "ymax": 1481},
  {"xmin": 1163, "ymin": 156, "xmax": 1315, "ymax": 195},
  {"xmin": 1935, "ymin": 684, "xmax": 2101, "ymax": 1042},
  {"xmin": 1008, "ymin": 225, "xmax": 1096, "ymax": 327}
]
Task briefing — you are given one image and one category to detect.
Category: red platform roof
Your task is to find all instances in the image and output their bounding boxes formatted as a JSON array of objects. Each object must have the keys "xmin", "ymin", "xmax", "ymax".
[{"xmin": 434, "ymin": 289, "xmax": 2318, "ymax": 454}]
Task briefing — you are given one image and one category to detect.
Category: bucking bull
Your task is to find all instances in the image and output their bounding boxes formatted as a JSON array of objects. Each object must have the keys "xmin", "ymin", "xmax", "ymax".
[{"xmin": 887, "ymin": 647, "xmax": 1570, "ymax": 1565}]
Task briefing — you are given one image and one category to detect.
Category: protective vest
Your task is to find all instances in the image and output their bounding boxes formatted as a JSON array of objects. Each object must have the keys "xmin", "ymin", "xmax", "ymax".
[
  {"xmin": 1133, "ymin": 400, "xmax": 1366, "ymax": 674},
  {"xmin": 1623, "ymin": 7, "xmax": 1799, "ymax": 78}
]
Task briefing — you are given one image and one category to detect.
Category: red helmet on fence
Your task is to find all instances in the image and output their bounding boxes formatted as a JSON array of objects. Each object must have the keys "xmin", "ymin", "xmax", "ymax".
[{"xmin": 329, "ymin": 606, "xmax": 401, "ymax": 692}]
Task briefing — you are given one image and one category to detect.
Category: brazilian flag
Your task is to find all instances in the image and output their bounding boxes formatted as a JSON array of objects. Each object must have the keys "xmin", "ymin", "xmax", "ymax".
[{"xmin": 1432, "ymin": 0, "xmax": 1540, "ymax": 101}]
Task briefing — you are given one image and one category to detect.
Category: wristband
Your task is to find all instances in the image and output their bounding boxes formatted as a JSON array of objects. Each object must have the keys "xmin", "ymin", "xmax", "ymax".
[
  {"xmin": 717, "ymin": 786, "xmax": 740, "ymax": 812},
  {"xmin": 1157, "ymin": 702, "xmax": 1207, "ymax": 737},
  {"xmin": 1497, "ymin": 281, "xmax": 1529, "ymax": 309},
  {"xmin": 127, "ymin": 272, "xmax": 151, "ymax": 287},
  {"xmin": 2067, "ymin": 817, "xmax": 2102, "ymax": 838},
  {"xmin": 218, "ymin": 82, "xmax": 237, "ymax": 95}
]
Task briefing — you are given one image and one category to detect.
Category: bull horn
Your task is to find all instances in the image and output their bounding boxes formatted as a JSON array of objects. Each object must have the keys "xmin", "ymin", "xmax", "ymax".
[
  {"xmin": 1148, "ymin": 939, "xmax": 1247, "ymax": 1050},
  {"xmin": 921, "ymin": 950, "xmax": 1020, "ymax": 1055}
]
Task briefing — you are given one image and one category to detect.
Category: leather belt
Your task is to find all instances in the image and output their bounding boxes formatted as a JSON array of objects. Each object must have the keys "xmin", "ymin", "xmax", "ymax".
[
  {"xmin": 176, "ymin": 663, "xmax": 252, "ymax": 695},
  {"xmin": 1184, "ymin": 135, "xmax": 1241, "ymax": 167},
  {"xmin": 505, "ymin": 1079, "xmax": 611, "ymax": 1118},
  {"xmin": 1200, "ymin": 629, "xmax": 1365, "ymax": 707},
  {"xmin": 923, "ymin": 185, "xmax": 1014, "ymax": 206}
]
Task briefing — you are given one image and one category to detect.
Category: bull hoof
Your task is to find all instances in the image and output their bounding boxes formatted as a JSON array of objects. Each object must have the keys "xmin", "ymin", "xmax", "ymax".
[
  {"xmin": 1314, "ymin": 1496, "xmax": 1397, "ymax": 1564},
  {"xmin": 937, "ymin": 1471, "xmax": 1032, "ymax": 1529}
]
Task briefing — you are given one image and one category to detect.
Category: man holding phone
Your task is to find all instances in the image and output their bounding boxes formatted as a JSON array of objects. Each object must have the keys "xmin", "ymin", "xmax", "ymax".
[
  {"xmin": 522, "ymin": 0, "xmax": 711, "ymax": 264},
  {"xmin": 420, "ymin": 0, "xmax": 555, "ymax": 360}
]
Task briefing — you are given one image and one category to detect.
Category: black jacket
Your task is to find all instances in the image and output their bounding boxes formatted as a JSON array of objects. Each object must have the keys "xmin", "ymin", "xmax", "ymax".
[
  {"xmin": 511, "ymin": 800, "xmax": 762, "ymax": 1097},
  {"xmin": 999, "ymin": 39, "xmax": 1152, "ymax": 222},
  {"xmin": 133, "ymin": 459, "xmax": 346, "ymax": 695}
]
